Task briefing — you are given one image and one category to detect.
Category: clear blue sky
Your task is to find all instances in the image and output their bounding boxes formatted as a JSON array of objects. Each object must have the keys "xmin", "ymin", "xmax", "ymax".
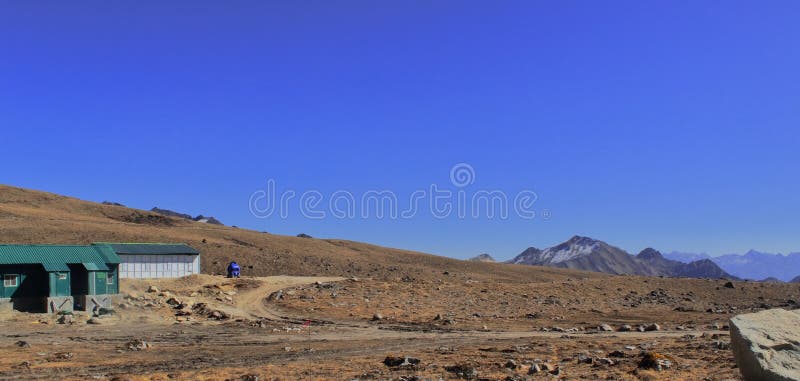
[{"xmin": 2, "ymin": 2, "xmax": 799, "ymax": 259}]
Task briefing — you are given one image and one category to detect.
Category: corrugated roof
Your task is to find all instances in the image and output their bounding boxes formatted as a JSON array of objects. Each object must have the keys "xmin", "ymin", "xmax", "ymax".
[
  {"xmin": 91, "ymin": 244, "xmax": 122, "ymax": 264},
  {"xmin": 0, "ymin": 244, "xmax": 117, "ymax": 272},
  {"xmin": 100, "ymin": 243, "xmax": 199, "ymax": 256},
  {"xmin": 82, "ymin": 262, "xmax": 103, "ymax": 271}
]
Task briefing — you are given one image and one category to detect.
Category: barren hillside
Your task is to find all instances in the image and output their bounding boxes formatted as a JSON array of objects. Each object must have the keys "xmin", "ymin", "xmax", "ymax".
[{"xmin": 0, "ymin": 184, "xmax": 599, "ymax": 283}]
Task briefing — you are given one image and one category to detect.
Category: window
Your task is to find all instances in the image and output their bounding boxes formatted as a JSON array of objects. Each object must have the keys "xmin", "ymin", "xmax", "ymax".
[
  {"xmin": 3, "ymin": 275, "xmax": 19, "ymax": 287},
  {"xmin": 57, "ymin": 273, "xmax": 67, "ymax": 280},
  {"xmin": 107, "ymin": 274, "xmax": 114, "ymax": 285}
]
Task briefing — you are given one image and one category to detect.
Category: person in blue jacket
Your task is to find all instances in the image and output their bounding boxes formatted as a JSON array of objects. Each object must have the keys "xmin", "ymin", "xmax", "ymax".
[{"xmin": 227, "ymin": 261, "xmax": 241, "ymax": 278}]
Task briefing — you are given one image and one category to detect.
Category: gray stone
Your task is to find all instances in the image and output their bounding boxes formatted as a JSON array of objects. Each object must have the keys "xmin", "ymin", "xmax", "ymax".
[
  {"xmin": 599, "ymin": 324, "xmax": 614, "ymax": 332},
  {"xmin": 730, "ymin": 308, "xmax": 800, "ymax": 381},
  {"xmin": 644, "ymin": 323, "xmax": 661, "ymax": 331},
  {"xmin": 57, "ymin": 313, "xmax": 74, "ymax": 324}
]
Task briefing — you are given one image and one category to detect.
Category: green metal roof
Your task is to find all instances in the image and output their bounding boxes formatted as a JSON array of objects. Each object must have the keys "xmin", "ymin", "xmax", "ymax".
[
  {"xmin": 81, "ymin": 262, "xmax": 103, "ymax": 271},
  {"xmin": 99, "ymin": 243, "xmax": 199, "ymax": 256},
  {"xmin": 0, "ymin": 244, "xmax": 120, "ymax": 272},
  {"xmin": 91, "ymin": 244, "xmax": 122, "ymax": 264}
]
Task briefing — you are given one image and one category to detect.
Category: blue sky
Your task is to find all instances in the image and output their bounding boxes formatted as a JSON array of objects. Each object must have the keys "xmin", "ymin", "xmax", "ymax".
[{"xmin": 1, "ymin": 1, "xmax": 799, "ymax": 259}]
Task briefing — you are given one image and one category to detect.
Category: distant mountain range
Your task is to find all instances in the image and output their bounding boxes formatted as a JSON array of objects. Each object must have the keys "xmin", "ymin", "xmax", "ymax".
[
  {"xmin": 663, "ymin": 250, "xmax": 800, "ymax": 282},
  {"xmin": 468, "ymin": 253, "xmax": 496, "ymax": 263},
  {"xmin": 508, "ymin": 236, "xmax": 735, "ymax": 279}
]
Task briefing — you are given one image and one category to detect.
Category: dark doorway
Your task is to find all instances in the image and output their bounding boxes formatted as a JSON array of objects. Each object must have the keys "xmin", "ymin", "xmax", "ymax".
[{"xmin": 67, "ymin": 264, "xmax": 88, "ymax": 310}]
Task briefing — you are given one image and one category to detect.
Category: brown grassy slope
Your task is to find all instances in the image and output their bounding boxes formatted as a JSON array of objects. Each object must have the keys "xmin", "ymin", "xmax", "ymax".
[{"xmin": 0, "ymin": 184, "xmax": 604, "ymax": 283}]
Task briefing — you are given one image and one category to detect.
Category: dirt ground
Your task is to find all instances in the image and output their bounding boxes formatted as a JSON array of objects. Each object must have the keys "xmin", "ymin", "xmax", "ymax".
[{"xmin": 0, "ymin": 275, "xmax": 796, "ymax": 381}]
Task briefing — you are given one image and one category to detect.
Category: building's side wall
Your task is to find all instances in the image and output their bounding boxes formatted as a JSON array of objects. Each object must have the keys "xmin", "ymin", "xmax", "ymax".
[
  {"xmin": 0, "ymin": 264, "xmax": 47, "ymax": 298},
  {"xmin": 107, "ymin": 265, "xmax": 119, "ymax": 294},
  {"xmin": 119, "ymin": 254, "xmax": 200, "ymax": 278}
]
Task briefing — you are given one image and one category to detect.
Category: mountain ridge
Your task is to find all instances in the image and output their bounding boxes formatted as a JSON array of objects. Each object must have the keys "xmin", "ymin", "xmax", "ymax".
[
  {"xmin": 664, "ymin": 250, "xmax": 800, "ymax": 282},
  {"xmin": 509, "ymin": 238, "xmax": 734, "ymax": 279}
]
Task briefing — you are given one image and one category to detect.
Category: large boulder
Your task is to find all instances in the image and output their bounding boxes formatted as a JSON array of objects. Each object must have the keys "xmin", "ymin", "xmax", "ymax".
[{"xmin": 730, "ymin": 308, "xmax": 800, "ymax": 381}]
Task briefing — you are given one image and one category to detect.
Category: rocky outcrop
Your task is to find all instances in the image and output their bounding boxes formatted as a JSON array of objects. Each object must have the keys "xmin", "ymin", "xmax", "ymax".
[{"xmin": 730, "ymin": 308, "xmax": 800, "ymax": 381}]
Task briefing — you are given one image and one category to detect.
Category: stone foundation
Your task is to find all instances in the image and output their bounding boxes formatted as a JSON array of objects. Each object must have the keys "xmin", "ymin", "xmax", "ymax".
[
  {"xmin": 77, "ymin": 294, "xmax": 118, "ymax": 312},
  {"xmin": 0, "ymin": 298, "xmax": 12, "ymax": 314},
  {"xmin": 47, "ymin": 296, "xmax": 74, "ymax": 313}
]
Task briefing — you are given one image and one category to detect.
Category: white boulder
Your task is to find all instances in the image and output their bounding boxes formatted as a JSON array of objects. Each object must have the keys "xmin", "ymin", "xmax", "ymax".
[{"xmin": 730, "ymin": 308, "xmax": 800, "ymax": 381}]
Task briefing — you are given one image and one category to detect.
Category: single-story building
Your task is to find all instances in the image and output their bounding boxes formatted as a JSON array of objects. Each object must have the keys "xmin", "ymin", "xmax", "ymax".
[
  {"xmin": 105, "ymin": 243, "xmax": 200, "ymax": 279},
  {"xmin": 0, "ymin": 244, "xmax": 121, "ymax": 313}
]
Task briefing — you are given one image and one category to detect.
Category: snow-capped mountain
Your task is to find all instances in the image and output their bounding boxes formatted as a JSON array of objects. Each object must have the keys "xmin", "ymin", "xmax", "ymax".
[
  {"xmin": 508, "ymin": 236, "xmax": 656, "ymax": 276},
  {"xmin": 508, "ymin": 236, "xmax": 733, "ymax": 279}
]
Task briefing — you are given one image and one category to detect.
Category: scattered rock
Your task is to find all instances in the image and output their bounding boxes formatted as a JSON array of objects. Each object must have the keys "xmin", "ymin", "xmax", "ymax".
[
  {"xmin": 86, "ymin": 318, "xmax": 102, "ymax": 325},
  {"xmin": 618, "ymin": 324, "xmax": 632, "ymax": 332},
  {"xmin": 166, "ymin": 297, "xmax": 182, "ymax": 307},
  {"xmin": 372, "ymin": 313, "xmax": 383, "ymax": 321},
  {"xmin": 445, "ymin": 364, "xmax": 478, "ymax": 379},
  {"xmin": 730, "ymin": 308, "xmax": 800, "ymax": 381},
  {"xmin": 528, "ymin": 363, "xmax": 542, "ymax": 374},
  {"xmin": 724, "ymin": 281, "xmax": 735, "ymax": 289},
  {"xmin": 53, "ymin": 352, "xmax": 74, "ymax": 360},
  {"xmin": 598, "ymin": 324, "xmax": 614, "ymax": 332},
  {"xmin": 638, "ymin": 352, "xmax": 673, "ymax": 371},
  {"xmin": 147, "ymin": 285, "xmax": 160, "ymax": 293},
  {"xmin": 504, "ymin": 359, "xmax": 519, "ymax": 369},
  {"xmin": 96, "ymin": 307, "xmax": 116, "ymax": 316},
  {"xmin": 58, "ymin": 314, "xmax": 74, "ymax": 324},
  {"xmin": 124, "ymin": 339, "xmax": 150, "ymax": 351},
  {"xmin": 645, "ymin": 323, "xmax": 662, "ymax": 332},
  {"xmin": 713, "ymin": 340, "xmax": 731, "ymax": 350},
  {"xmin": 596, "ymin": 357, "xmax": 615, "ymax": 366},
  {"xmin": 383, "ymin": 356, "xmax": 421, "ymax": 367},
  {"xmin": 14, "ymin": 341, "xmax": 30, "ymax": 348}
]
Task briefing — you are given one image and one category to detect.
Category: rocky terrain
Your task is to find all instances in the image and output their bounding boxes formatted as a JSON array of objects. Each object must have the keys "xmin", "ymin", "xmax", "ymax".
[
  {"xmin": 509, "ymin": 236, "xmax": 734, "ymax": 279},
  {"xmin": 0, "ymin": 184, "xmax": 799, "ymax": 380}
]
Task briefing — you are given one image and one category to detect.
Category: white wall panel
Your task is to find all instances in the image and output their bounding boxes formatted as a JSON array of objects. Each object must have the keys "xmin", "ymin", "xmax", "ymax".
[{"xmin": 119, "ymin": 255, "xmax": 200, "ymax": 279}]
